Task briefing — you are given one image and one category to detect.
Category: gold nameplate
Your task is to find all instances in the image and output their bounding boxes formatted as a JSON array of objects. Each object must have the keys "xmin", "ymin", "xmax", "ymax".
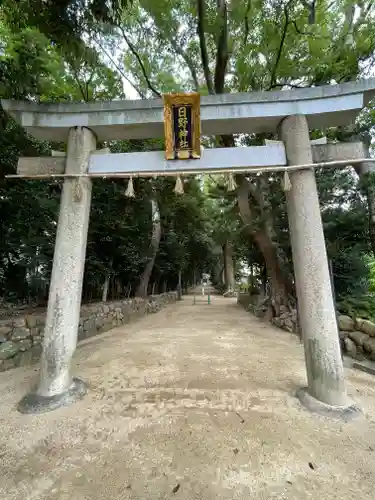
[{"xmin": 163, "ymin": 92, "xmax": 201, "ymax": 160}]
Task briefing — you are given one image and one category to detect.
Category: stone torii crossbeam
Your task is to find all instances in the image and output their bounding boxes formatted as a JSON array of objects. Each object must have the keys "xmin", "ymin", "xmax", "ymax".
[{"xmin": 4, "ymin": 79, "xmax": 375, "ymax": 417}]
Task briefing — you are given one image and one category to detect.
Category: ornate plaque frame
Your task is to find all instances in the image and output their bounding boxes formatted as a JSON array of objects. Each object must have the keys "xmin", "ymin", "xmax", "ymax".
[{"xmin": 163, "ymin": 92, "xmax": 201, "ymax": 160}]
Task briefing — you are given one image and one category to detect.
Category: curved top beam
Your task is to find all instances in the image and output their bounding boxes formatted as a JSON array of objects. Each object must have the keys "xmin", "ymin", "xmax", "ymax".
[{"xmin": 2, "ymin": 79, "xmax": 375, "ymax": 143}]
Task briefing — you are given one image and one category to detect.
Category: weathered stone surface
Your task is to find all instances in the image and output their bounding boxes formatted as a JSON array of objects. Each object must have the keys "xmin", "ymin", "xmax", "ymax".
[
  {"xmin": 35, "ymin": 315, "xmax": 45, "ymax": 326},
  {"xmin": 273, "ymin": 309, "xmax": 298, "ymax": 334},
  {"xmin": 18, "ymin": 350, "xmax": 33, "ymax": 366},
  {"xmin": 0, "ymin": 325, "xmax": 11, "ymax": 338},
  {"xmin": 84, "ymin": 318, "xmax": 95, "ymax": 332},
  {"xmin": 247, "ymin": 298, "xmax": 299, "ymax": 335},
  {"xmin": 344, "ymin": 337, "xmax": 356, "ymax": 356},
  {"xmin": 0, "ymin": 292, "xmax": 177, "ymax": 372},
  {"xmin": 25, "ymin": 315, "xmax": 37, "ymax": 328},
  {"xmin": 279, "ymin": 305, "xmax": 288, "ymax": 315},
  {"xmin": 338, "ymin": 315, "xmax": 355, "ymax": 332},
  {"xmin": 356, "ymin": 318, "xmax": 375, "ymax": 337},
  {"xmin": 10, "ymin": 327, "xmax": 30, "ymax": 341},
  {"xmin": 272, "ymin": 317, "xmax": 282, "ymax": 328},
  {"xmin": 363, "ymin": 337, "xmax": 375, "ymax": 354},
  {"xmin": 0, "ymin": 341, "xmax": 20, "ymax": 360},
  {"xmin": 263, "ymin": 308, "xmax": 274, "ymax": 322},
  {"xmin": 30, "ymin": 327, "xmax": 41, "ymax": 337},
  {"xmin": 354, "ymin": 345, "xmax": 365, "ymax": 361},
  {"xmin": 0, "ymin": 358, "xmax": 15, "ymax": 371},
  {"xmin": 348, "ymin": 330, "xmax": 369, "ymax": 347},
  {"xmin": 0, "ymin": 333, "xmax": 8, "ymax": 343},
  {"xmin": 12, "ymin": 352, "xmax": 22, "ymax": 367},
  {"xmin": 19, "ymin": 339, "xmax": 32, "ymax": 352},
  {"xmin": 335, "ymin": 317, "xmax": 375, "ymax": 361},
  {"xmin": 12, "ymin": 317, "xmax": 26, "ymax": 327},
  {"xmin": 339, "ymin": 330, "xmax": 350, "ymax": 340},
  {"xmin": 31, "ymin": 344, "xmax": 43, "ymax": 361},
  {"xmin": 281, "ymin": 319, "xmax": 293, "ymax": 333}
]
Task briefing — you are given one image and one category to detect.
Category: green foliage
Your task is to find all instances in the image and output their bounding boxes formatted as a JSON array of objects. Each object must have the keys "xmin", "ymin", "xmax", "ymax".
[
  {"xmin": 2, "ymin": 0, "xmax": 133, "ymax": 56},
  {"xmin": 337, "ymin": 295, "xmax": 375, "ymax": 323},
  {"xmin": 367, "ymin": 255, "xmax": 375, "ymax": 293},
  {"xmin": 1, "ymin": 0, "xmax": 375, "ymax": 315},
  {"xmin": 0, "ymin": 19, "xmax": 212, "ymax": 303},
  {"xmin": 317, "ymin": 167, "xmax": 370, "ymax": 299}
]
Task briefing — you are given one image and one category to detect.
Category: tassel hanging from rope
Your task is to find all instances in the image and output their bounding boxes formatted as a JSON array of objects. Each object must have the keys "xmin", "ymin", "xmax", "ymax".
[
  {"xmin": 125, "ymin": 176, "xmax": 135, "ymax": 197},
  {"xmin": 174, "ymin": 175, "xmax": 184, "ymax": 194},
  {"xmin": 227, "ymin": 172, "xmax": 236, "ymax": 191},
  {"xmin": 282, "ymin": 170, "xmax": 292, "ymax": 192}
]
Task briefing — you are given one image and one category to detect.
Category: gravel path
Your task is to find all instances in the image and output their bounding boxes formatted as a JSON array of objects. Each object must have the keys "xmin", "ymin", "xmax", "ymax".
[{"xmin": 1, "ymin": 296, "xmax": 375, "ymax": 499}]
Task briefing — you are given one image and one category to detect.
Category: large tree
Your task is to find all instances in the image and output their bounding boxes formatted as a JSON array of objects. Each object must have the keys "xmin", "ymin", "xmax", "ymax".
[
  {"xmin": 0, "ymin": 19, "xmax": 215, "ymax": 304},
  {"xmin": 87, "ymin": 0, "xmax": 374, "ymax": 314},
  {"xmin": 1, "ymin": 0, "xmax": 375, "ymax": 315}
]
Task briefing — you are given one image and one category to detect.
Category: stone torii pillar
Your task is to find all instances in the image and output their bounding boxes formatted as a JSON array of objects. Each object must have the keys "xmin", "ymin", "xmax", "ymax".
[
  {"xmin": 279, "ymin": 115, "xmax": 360, "ymax": 419},
  {"xmin": 18, "ymin": 126, "xmax": 96, "ymax": 414}
]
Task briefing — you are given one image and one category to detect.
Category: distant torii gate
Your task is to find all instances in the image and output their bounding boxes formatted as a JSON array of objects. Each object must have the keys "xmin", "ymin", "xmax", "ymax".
[{"xmin": 4, "ymin": 79, "xmax": 375, "ymax": 418}]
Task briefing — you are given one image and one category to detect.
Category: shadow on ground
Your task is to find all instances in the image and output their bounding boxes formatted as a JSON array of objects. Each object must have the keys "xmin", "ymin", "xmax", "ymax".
[{"xmin": 1, "ymin": 297, "xmax": 375, "ymax": 500}]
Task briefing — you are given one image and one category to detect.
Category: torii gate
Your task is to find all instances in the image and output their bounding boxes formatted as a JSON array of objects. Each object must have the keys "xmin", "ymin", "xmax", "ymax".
[{"xmin": 4, "ymin": 79, "xmax": 375, "ymax": 418}]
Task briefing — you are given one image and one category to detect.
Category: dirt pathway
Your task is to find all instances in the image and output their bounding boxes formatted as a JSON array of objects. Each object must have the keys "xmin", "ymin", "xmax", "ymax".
[{"xmin": 1, "ymin": 297, "xmax": 375, "ymax": 499}]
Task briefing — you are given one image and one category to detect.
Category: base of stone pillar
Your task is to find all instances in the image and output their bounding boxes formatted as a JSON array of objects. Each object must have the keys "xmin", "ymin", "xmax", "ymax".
[
  {"xmin": 17, "ymin": 377, "xmax": 87, "ymax": 415},
  {"xmin": 296, "ymin": 387, "xmax": 362, "ymax": 422}
]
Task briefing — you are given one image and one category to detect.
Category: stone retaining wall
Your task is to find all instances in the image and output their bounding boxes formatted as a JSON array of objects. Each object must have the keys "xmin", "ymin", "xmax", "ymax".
[
  {"xmin": 338, "ymin": 315, "xmax": 375, "ymax": 361},
  {"xmin": 238, "ymin": 292, "xmax": 375, "ymax": 362},
  {"xmin": 237, "ymin": 293, "xmax": 255, "ymax": 310},
  {"xmin": 0, "ymin": 292, "xmax": 177, "ymax": 372},
  {"xmin": 237, "ymin": 293, "xmax": 299, "ymax": 334}
]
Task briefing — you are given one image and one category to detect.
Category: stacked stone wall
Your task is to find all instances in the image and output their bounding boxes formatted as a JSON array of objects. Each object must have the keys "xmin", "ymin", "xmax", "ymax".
[
  {"xmin": 337, "ymin": 315, "xmax": 375, "ymax": 362},
  {"xmin": 238, "ymin": 293, "xmax": 375, "ymax": 363},
  {"xmin": 0, "ymin": 292, "xmax": 177, "ymax": 372},
  {"xmin": 237, "ymin": 293, "xmax": 299, "ymax": 334}
]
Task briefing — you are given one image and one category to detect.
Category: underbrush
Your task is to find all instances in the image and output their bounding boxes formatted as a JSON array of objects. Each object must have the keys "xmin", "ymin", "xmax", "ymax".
[{"xmin": 337, "ymin": 294, "xmax": 375, "ymax": 322}]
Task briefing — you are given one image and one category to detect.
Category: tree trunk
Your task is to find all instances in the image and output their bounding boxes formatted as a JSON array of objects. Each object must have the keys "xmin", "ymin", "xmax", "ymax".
[
  {"xmin": 136, "ymin": 198, "xmax": 161, "ymax": 298},
  {"xmin": 252, "ymin": 229, "xmax": 292, "ymax": 315},
  {"xmin": 111, "ymin": 276, "xmax": 115, "ymax": 301},
  {"xmin": 223, "ymin": 239, "xmax": 235, "ymax": 292},
  {"xmin": 196, "ymin": 0, "xmax": 290, "ymax": 314},
  {"xmin": 259, "ymin": 265, "xmax": 267, "ymax": 300},
  {"xmin": 177, "ymin": 269, "xmax": 182, "ymax": 299},
  {"xmin": 102, "ymin": 258, "xmax": 113, "ymax": 302},
  {"xmin": 116, "ymin": 279, "xmax": 121, "ymax": 296},
  {"xmin": 237, "ymin": 176, "xmax": 293, "ymax": 316},
  {"xmin": 102, "ymin": 274, "xmax": 109, "ymax": 302},
  {"xmin": 213, "ymin": 262, "xmax": 224, "ymax": 288},
  {"xmin": 249, "ymin": 263, "xmax": 255, "ymax": 290},
  {"xmin": 354, "ymin": 159, "xmax": 375, "ymax": 255}
]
